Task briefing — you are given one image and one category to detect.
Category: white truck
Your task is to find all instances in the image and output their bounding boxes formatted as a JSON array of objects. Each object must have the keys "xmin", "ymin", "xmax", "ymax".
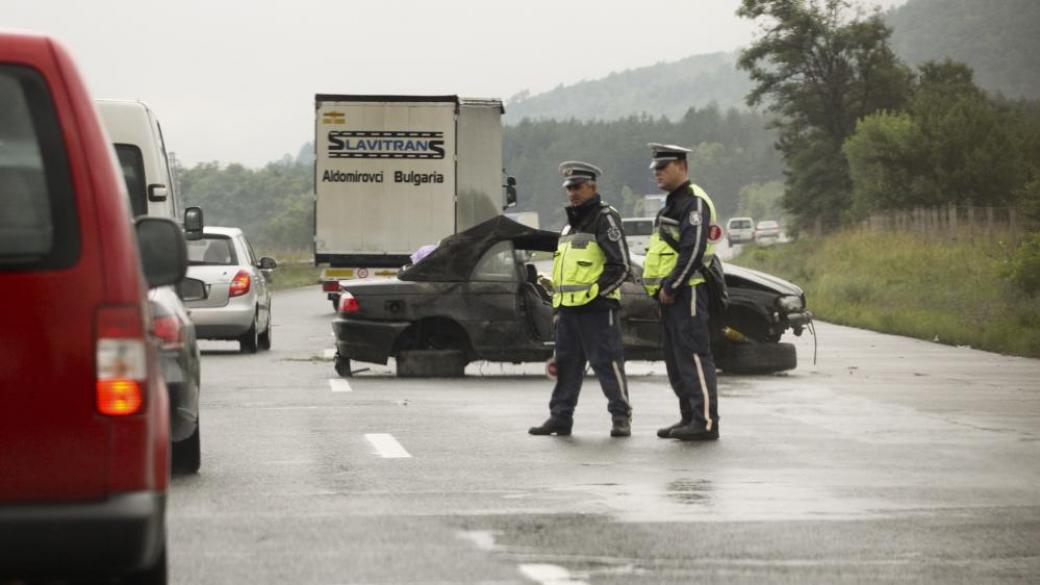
[{"xmin": 314, "ymin": 94, "xmax": 514, "ymax": 304}]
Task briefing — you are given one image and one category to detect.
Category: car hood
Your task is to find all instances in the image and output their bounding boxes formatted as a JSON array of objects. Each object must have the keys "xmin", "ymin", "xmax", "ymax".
[
  {"xmin": 630, "ymin": 254, "xmax": 804, "ymax": 297},
  {"xmin": 726, "ymin": 263, "xmax": 803, "ymax": 296},
  {"xmin": 399, "ymin": 215, "xmax": 559, "ymax": 282}
]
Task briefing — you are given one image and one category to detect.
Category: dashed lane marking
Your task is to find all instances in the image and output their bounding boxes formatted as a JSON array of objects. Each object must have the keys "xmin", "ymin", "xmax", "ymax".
[
  {"xmin": 518, "ymin": 564, "xmax": 587, "ymax": 585},
  {"xmin": 329, "ymin": 378, "xmax": 352, "ymax": 393},
  {"xmin": 364, "ymin": 433, "xmax": 412, "ymax": 458}
]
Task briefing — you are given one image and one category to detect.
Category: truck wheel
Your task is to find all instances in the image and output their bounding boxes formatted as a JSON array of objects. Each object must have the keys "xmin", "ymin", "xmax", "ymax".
[
  {"xmin": 172, "ymin": 420, "xmax": 201, "ymax": 474},
  {"xmin": 397, "ymin": 349, "xmax": 467, "ymax": 378},
  {"xmin": 717, "ymin": 342, "xmax": 796, "ymax": 375},
  {"xmin": 239, "ymin": 316, "xmax": 259, "ymax": 354},
  {"xmin": 334, "ymin": 356, "xmax": 353, "ymax": 377}
]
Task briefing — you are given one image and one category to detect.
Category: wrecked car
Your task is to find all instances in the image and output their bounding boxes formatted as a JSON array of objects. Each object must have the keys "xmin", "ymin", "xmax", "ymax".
[{"xmin": 331, "ymin": 216, "xmax": 811, "ymax": 377}]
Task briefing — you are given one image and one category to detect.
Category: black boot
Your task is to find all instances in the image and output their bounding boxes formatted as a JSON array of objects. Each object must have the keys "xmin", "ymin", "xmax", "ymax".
[
  {"xmin": 529, "ymin": 417, "xmax": 572, "ymax": 436},
  {"xmin": 670, "ymin": 421, "xmax": 719, "ymax": 441},
  {"xmin": 656, "ymin": 418, "xmax": 691, "ymax": 438},
  {"xmin": 610, "ymin": 416, "xmax": 631, "ymax": 437}
]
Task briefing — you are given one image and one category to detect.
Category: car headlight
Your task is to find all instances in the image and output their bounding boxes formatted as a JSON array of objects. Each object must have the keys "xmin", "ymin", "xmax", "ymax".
[{"xmin": 777, "ymin": 295, "xmax": 804, "ymax": 312}]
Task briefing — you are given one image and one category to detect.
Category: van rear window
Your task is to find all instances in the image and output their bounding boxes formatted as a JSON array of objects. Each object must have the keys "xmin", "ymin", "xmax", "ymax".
[
  {"xmin": 0, "ymin": 66, "xmax": 78, "ymax": 270},
  {"xmin": 115, "ymin": 144, "xmax": 148, "ymax": 217}
]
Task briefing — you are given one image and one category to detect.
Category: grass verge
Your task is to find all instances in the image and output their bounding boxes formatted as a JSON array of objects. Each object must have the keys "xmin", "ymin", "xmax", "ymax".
[
  {"xmin": 268, "ymin": 262, "xmax": 323, "ymax": 292},
  {"xmin": 734, "ymin": 230, "xmax": 1040, "ymax": 358}
]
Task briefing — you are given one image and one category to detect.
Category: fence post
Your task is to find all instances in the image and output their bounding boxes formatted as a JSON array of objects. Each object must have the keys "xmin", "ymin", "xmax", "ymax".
[
  {"xmin": 1010, "ymin": 207, "xmax": 1018, "ymax": 241},
  {"xmin": 968, "ymin": 206, "xmax": 975, "ymax": 239},
  {"xmin": 814, "ymin": 217, "xmax": 822, "ymax": 239},
  {"xmin": 948, "ymin": 203, "xmax": 957, "ymax": 240},
  {"xmin": 987, "ymin": 206, "xmax": 995, "ymax": 235}
]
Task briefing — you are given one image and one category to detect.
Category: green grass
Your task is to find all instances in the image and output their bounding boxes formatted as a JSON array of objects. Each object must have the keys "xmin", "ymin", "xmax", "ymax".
[
  {"xmin": 734, "ymin": 230, "xmax": 1040, "ymax": 358},
  {"xmin": 268, "ymin": 262, "xmax": 323, "ymax": 291}
]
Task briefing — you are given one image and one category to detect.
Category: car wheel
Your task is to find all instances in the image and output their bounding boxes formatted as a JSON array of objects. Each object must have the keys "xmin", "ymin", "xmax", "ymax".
[
  {"xmin": 397, "ymin": 349, "xmax": 467, "ymax": 378},
  {"xmin": 172, "ymin": 419, "xmax": 201, "ymax": 474},
  {"xmin": 123, "ymin": 542, "xmax": 167, "ymax": 584},
  {"xmin": 258, "ymin": 318, "xmax": 272, "ymax": 351},
  {"xmin": 239, "ymin": 315, "xmax": 259, "ymax": 354},
  {"xmin": 717, "ymin": 341, "xmax": 797, "ymax": 375},
  {"xmin": 334, "ymin": 356, "xmax": 352, "ymax": 377}
]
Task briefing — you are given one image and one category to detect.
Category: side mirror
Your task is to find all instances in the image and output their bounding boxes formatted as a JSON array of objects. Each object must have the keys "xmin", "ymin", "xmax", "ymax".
[
  {"xmin": 136, "ymin": 217, "xmax": 187, "ymax": 289},
  {"xmin": 503, "ymin": 176, "xmax": 518, "ymax": 210},
  {"xmin": 147, "ymin": 184, "xmax": 168, "ymax": 202},
  {"xmin": 183, "ymin": 206, "xmax": 204, "ymax": 241},
  {"xmin": 176, "ymin": 277, "xmax": 207, "ymax": 302},
  {"xmin": 258, "ymin": 256, "xmax": 277, "ymax": 270}
]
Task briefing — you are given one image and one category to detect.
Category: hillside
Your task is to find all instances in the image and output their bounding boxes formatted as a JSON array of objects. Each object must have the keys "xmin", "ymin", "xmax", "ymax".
[
  {"xmin": 504, "ymin": 0, "xmax": 1040, "ymax": 125},
  {"xmin": 887, "ymin": 0, "xmax": 1040, "ymax": 101},
  {"xmin": 504, "ymin": 52, "xmax": 752, "ymax": 124}
]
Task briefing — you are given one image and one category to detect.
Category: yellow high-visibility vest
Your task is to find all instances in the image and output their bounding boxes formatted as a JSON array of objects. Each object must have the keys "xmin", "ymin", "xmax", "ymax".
[
  {"xmin": 551, "ymin": 230, "xmax": 622, "ymax": 308},
  {"xmin": 642, "ymin": 184, "xmax": 719, "ymax": 296}
]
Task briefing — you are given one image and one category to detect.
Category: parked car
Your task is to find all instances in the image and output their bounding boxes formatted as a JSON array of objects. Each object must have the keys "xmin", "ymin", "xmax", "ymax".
[
  {"xmin": 726, "ymin": 216, "xmax": 755, "ymax": 245},
  {"xmin": 754, "ymin": 220, "xmax": 782, "ymax": 245},
  {"xmin": 621, "ymin": 216, "xmax": 655, "ymax": 255},
  {"xmin": 331, "ymin": 216, "xmax": 811, "ymax": 378},
  {"xmin": 185, "ymin": 227, "xmax": 276, "ymax": 353},
  {"xmin": 0, "ymin": 31, "xmax": 184, "ymax": 582},
  {"xmin": 99, "ymin": 99, "xmax": 203, "ymax": 473}
]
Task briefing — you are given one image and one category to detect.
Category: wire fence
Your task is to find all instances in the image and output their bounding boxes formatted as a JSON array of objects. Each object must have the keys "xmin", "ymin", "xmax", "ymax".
[{"xmin": 843, "ymin": 205, "xmax": 1027, "ymax": 242}]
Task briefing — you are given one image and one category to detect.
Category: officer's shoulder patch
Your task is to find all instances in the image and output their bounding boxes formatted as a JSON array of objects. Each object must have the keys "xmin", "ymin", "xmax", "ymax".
[
  {"xmin": 607, "ymin": 226, "xmax": 622, "ymax": 242},
  {"xmin": 689, "ymin": 210, "xmax": 702, "ymax": 226}
]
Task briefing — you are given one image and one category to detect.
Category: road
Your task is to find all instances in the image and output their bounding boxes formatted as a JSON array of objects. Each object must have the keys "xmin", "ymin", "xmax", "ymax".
[{"xmin": 170, "ymin": 286, "xmax": 1040, "ymax": 584}]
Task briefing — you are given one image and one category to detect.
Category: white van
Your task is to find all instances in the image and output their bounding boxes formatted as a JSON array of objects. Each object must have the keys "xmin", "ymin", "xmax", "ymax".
[
  {"xmin": 621, "ymin": 217, "xmax": 655, "ymax": 255},
  {"xmin": 726, "ymin": 216, "xmax": 755, "ymax": 245},
  {"xmin": 96, "ymin": 99, "xmax": 179, "ymax": 219}
]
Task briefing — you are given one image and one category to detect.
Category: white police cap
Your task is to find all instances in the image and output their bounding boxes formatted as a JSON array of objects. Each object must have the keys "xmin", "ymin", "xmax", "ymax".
[
  {"xmin": 648, "ymin": 143, "xmax": 692, "ymax": 170},
  {"xmin": 559, "ymin": 161, "xmax": 603, "ymax": 188}
]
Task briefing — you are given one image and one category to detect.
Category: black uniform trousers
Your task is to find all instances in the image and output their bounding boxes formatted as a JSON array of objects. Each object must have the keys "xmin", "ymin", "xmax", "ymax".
[
  {"xmin": 660, "ymin": 284, "xmax": 719, "ymax": 431},
  {"xmin": 549, "ymin": 308, "xmax": 631, "ymax": 421}
]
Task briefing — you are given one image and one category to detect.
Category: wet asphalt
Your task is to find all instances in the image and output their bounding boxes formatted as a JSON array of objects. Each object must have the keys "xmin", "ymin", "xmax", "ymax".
[{"xmin": 168, "ymin": 286, "xmax": 1040, "ymax": 584}]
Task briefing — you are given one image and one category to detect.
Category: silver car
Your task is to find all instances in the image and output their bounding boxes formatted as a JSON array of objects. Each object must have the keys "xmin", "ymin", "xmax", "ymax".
[{"xmin": 185, "ymin": 227, "xmax": 276, "ymax": 353}]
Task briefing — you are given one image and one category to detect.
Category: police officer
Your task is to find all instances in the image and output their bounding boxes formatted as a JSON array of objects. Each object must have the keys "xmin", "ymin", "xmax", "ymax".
[
  {"xmin": 529, "ymin": 161, "xmax": 633, "ymax": 437},
  {"xmin": 642, "ymin": 144, "xmax": 721, "ymax": 441}
]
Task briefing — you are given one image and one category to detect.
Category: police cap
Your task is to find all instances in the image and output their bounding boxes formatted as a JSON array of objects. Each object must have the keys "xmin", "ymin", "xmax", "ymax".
[
  {"xmin": 559, "ymin": 161, "xmax": 603, "ymax": 188},
  {"xmin": 648, "ymin": 143, "xmax": 692, "ymax": 170}
]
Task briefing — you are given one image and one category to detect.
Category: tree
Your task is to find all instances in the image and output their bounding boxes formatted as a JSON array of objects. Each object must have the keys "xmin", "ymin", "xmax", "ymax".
[{"xmin": 737, "ymin": 0, "xmax": 911, "ymax": 231}]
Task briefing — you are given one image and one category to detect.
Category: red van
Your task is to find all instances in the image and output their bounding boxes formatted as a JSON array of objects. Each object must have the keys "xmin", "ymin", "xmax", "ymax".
[{"xmin": 0, "ymin": 31, "xmax": 186, "ymax": 583}]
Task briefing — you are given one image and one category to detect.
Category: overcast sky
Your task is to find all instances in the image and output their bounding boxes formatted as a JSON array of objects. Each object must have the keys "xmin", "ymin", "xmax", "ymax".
[{"xmin": 4, "ymin": 0, "xmax": 905, "ymax": 167}]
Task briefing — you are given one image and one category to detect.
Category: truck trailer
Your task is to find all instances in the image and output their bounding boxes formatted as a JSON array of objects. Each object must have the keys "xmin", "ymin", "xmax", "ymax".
[{"xmin": 314, "ymin": 95, "xmax": 510, "ymax": 280}]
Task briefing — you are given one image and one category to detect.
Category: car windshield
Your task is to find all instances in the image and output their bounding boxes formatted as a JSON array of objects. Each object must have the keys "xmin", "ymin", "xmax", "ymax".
[
  {"xmin": 623, "ymin": 219, "xmax": 654, "ymax": 236},
  {"xmin": 187, "ymin": 236, "xmax": 238, "ymax": 266},
  {"xmin": 729, "ymin": 219, "xmax": 753, "ymax": 229}
]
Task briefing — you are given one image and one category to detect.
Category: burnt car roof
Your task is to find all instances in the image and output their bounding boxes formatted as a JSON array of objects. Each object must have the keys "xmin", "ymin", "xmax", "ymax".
[{"xmin": 399, "ymin": 215, "xmax": 560, "ymax": 282}]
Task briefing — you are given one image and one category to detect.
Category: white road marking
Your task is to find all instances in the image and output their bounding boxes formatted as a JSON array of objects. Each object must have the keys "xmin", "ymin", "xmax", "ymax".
[
  {"xmin": 457, "ymin": 530, "xmax": 498, "ymax": 551},
  {"xmin": 518, "ymin": 564, "xmax": 587, "ymax": 585},
  {"xmin": 322, "ymin": 348, "xmax": 336, "ymax": 359},
  {"xmin": 364, "ymin": 433, "xmax": 412, "ymax": 459},
  {"xmin": 328, "ymin": 378, "xmax": 352, "ymax": 393}
]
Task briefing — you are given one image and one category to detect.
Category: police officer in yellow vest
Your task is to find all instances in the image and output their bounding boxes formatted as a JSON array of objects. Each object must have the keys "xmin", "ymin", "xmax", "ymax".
[
  {"xmin": 529, "ymin": 161, "xmax": 633, "ymax": 438},
  {"xmin": 643, "ymin": 144, "xmax": 721, "ymax": 441}
]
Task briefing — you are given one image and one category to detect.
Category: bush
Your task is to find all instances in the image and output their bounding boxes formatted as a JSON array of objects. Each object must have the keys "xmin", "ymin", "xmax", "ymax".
[{"xmin": 1006, "ymin": 234, "xmax": 1040, "ymax": 296}]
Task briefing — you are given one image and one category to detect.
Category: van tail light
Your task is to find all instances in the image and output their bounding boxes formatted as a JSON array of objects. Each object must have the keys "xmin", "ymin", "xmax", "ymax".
[
  {"xmin": 338, "ymin": 292, "xmax": 360, "ymax": 314},
  {"xmin": 96, "ymin": 305, "xmax": 147, "ymax": 416},
  {"xmin": 229, "ymin": 270, "xmax": 251, "ymax": 297}
]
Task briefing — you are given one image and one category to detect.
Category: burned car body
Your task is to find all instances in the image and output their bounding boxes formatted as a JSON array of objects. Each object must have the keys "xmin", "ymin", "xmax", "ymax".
[{"xmin": 331, "ymin": 216, "xmax": 811, "ymax": 377}]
